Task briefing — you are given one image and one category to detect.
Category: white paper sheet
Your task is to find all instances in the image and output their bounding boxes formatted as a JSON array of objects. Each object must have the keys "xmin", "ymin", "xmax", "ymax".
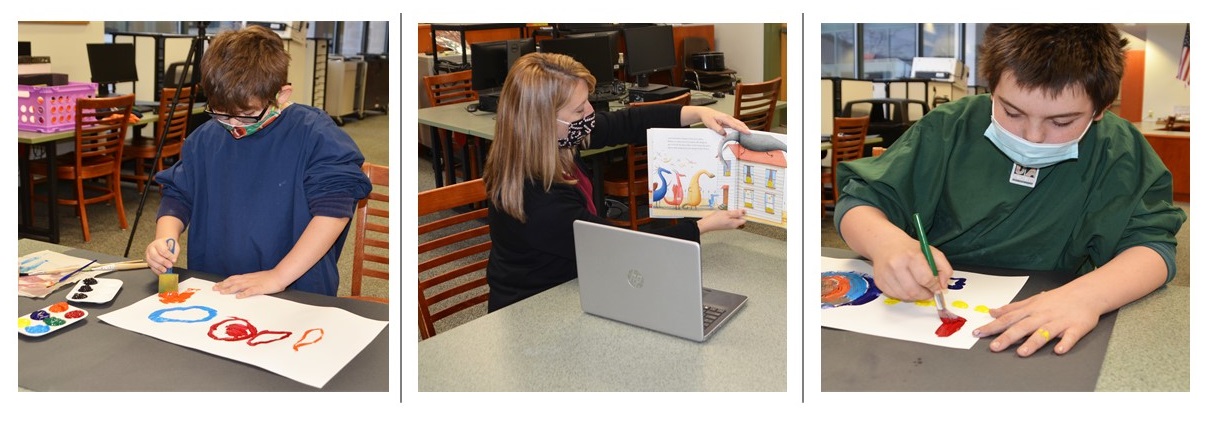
[
  {"xmin": 98, "ymin": 277, "xmax": 387, "ymax": 388},
  {"xmin": 820, "ymin": 257, "xmax": 1029, "ymax": 349}
]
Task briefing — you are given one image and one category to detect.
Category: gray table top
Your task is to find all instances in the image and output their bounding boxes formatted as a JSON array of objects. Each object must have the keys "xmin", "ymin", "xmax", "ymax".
[
  {"xmin": 821, "ymin": 248, "xmax": 1189, "ymax": 391},
  {"xmin": 17, "ymin": 239, "xmax": 389, "ymax": 392},
  {"xmin": 418, "ymin": 229, "xmax": 788, "ymax": 391}
]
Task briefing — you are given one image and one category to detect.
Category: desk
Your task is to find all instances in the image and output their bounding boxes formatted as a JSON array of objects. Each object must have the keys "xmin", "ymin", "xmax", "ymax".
[
  {"xmin": 17, "ymin": 105, "xmax": 206, "ymax": 243},
  {"xmin": 418, "ymin": 93, "xmax": 787, "ymax": 214},
  {"xmin": 418, "ymin": 229, "xmax": 787, "ymax": 391},
  {"xmin": 821, "ymin": 248, "xmax": 1189, "ymax": 391},
  {"xmin": 17, "ymin": 239, "xmax": 389, "ymax": 391}
]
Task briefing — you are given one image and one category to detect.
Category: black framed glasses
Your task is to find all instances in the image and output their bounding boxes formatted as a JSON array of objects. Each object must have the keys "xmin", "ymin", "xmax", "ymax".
[{"xmin": 204, "ymin": 103, "xmax": 270, "ymax": 125}]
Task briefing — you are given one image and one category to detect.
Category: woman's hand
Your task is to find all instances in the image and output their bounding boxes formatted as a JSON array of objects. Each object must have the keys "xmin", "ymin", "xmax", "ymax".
[
  {"xmin": 681, "ymin": 106, "xmax": 750, "ymax": 135},
  {"xmin": 696, "ymin": 209, "xmax": 747, "ymax": 233}
]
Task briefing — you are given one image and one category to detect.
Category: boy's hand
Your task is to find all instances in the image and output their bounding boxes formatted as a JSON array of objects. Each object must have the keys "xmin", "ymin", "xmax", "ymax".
[
  {"xmin": 145, "ymin": 237, "xmax": 179, "ymax": 275},
  {"xmin": 213, "ymin": 270, "xmax": 291, "ymax": 299},
  {"xmin": 973, "ymin": 288, "xmax": 1100, "ymax": 357},
  {"xmin": 868, "ymin": 235, "xmax": 954, "ymax": 301}
]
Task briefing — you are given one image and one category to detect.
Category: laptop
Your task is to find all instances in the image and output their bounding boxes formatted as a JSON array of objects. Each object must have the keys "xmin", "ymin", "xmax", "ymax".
[{"xmin": 572, "ymin": 220, "xmax": 747, "ymax": 342}]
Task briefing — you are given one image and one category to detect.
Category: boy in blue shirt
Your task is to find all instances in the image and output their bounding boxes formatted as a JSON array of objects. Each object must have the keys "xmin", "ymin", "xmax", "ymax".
[{"xmin": 145, "ymin": 25, "xmax": 371, "ymax": 298}]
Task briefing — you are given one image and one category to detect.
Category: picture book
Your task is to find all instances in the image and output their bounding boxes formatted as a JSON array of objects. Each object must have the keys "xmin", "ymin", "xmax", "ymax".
[{"xmin": 646, "ymin": 128, "xmax": 788, "ymax": 228}]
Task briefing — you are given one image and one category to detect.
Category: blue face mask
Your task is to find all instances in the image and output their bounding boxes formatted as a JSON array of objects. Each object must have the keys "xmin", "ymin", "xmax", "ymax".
[{"xmin": 984, "ymin": 101, "xmax": 1092, "ymax": 168}]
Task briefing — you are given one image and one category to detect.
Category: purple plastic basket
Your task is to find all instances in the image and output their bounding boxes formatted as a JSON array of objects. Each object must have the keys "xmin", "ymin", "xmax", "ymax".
[{"xmin": 17, "ymin": 82, "xmax": 98, "ymax": 133}]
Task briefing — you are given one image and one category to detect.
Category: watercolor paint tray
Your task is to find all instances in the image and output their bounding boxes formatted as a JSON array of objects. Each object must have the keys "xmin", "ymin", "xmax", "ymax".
[
  {"xmin": 67, "ymin": 277, "xmax": 123, "ymax": 304},
  {"xmin": 18, "ymin": 301, "xmax": 88, "ymax": 337}
]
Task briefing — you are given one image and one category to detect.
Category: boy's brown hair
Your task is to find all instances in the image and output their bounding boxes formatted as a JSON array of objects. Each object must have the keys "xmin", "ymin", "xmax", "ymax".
[
  {"xmin": 200, "ymin": 25, "xmax": 289, "ymax": 113},
  {"xmin": 979, "ymin": 24, "xmax": 1128, "ymax": 112}
]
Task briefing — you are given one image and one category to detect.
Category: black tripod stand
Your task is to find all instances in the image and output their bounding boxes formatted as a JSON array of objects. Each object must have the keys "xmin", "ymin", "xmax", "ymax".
[{"xmin": 123, "ymin": 21, "xmax": 209, "ymax": 258}]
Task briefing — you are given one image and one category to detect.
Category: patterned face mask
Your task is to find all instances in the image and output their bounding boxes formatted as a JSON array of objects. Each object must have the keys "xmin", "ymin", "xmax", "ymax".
[
  {"xmin": 556, "ymin": 112, "xmax": 596, "ymax": 148},
  {"xmin": 215, "ymin": 105, "xmax": 281, "ymax": 140}
]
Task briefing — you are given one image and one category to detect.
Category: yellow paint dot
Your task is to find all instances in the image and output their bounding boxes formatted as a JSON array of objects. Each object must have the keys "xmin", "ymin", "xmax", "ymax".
[
  {"xmin": 17, "ymin": 318, "xmax": 31, "ymax": 328},
  {"xmin": 914, "ymin": 299, "xmax": 934, "ymax": 307},
  {"xmin": 883, "ymin": 298, "xmax": 901, "ymax": 305},
  {"xmin": 951, "ymin": 300, "xmax": 969, "ymax": 309},
  {"xmin": 974, "ymin": 305, "xmax": 990, "ymax": 313}
]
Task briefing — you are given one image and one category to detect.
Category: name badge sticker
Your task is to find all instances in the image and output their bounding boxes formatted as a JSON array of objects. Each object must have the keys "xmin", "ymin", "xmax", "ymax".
[{"xmin": 1008, "ymin": 163, "xmax": 1038, "ymax": 188}]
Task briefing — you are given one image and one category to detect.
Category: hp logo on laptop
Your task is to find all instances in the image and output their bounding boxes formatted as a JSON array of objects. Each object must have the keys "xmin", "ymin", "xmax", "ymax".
[{"xmin": 627, "ymin": 269, "xmax": 644, "ymax": 288}]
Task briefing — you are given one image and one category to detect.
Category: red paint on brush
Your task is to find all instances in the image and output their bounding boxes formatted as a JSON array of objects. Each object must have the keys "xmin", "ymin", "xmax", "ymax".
[{"xmin": 935, "ymin": 316, "xmax": 967, "ymax": 337}]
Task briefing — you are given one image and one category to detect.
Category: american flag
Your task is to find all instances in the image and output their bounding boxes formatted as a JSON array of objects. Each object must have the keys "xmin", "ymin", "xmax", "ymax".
[{"xmin": 1177, "ymin": 24, "xmax": 1190, "ymax": 87}]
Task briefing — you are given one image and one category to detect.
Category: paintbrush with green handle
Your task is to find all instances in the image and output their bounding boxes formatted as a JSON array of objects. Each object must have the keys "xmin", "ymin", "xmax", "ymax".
[{"xmin": 912, "ymin": 213, "xmax": 959, "ymax": 321}]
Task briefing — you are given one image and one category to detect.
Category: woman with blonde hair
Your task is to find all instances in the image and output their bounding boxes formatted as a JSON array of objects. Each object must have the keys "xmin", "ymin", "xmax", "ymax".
[{"xmin": 482, "ymin": 52, "xmax": 748, "ymax": 311}]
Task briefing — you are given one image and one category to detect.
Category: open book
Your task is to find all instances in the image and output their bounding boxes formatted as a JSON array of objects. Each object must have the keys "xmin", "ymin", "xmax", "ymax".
[{"xmin": 646, "ymin": 128, "xmax": 788, "ymax": 228}]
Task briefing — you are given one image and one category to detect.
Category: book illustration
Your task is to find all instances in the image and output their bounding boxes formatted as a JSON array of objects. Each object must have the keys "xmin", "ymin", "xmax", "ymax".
[{"xmin": 647, "ymin": 128, "xmax": 788, "ymax": 227}]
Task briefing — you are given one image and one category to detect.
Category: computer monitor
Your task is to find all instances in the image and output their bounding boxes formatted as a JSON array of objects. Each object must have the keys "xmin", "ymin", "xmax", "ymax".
[
  {"xmin": 622, "ymin": 24, "xmax": 677, "ymax": 92},
  {"xmin": 470, "ymin": 38, "xmax": 536, "ymax": 92},
  {"xmin": 86, "ymin": 43, "xmax": 139, "ymax": 97},
  {"xmin": 538, "ymin": 34, "xmax": 615, "ymax": 87}
]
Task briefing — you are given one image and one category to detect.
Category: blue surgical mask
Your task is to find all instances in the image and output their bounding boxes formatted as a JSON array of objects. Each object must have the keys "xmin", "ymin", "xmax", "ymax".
[{"xmin": 984, "ymin": 101, "xmax": 1092, "ymax": 168}]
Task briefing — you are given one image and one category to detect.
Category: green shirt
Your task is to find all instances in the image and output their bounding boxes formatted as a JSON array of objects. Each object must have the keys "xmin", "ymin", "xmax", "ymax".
[{"xmin": 835, "ymin": 94, "xmax": 1186, "ymax": 280}]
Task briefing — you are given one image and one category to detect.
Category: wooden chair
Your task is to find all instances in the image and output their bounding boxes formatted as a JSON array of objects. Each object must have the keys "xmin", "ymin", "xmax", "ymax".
[
  {"xmin": 601, "ymin": 93, "xmax": 692, "ymax": 230},
  {"xmin": 30, "ymin": 94, "xmax": 135, "ymax": 243},
  {"xmin": 732, "ymin": 77, "xmax": 783, "ymax": 132},
  {"xmin": 121, "ymin": 86, "xmax": 195, "ymax": 192},
  {"xmin": 421, "ymin": 70, "xmax": 482, "ymax": 186},
  {"xmin": 347, "ymin": 163, "xmax": 390, "ymax": 303},
  {"xmin": 822, "ymin": 116, "xmax": 869, "ymax": 216},
  {"xmin": 418, "ymin": 178, "xmax": 491, "ymax": 340}
]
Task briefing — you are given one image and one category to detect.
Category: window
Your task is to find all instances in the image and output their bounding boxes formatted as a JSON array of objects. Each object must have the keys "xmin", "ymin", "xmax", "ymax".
[
  {"xmin": 822, "ymin": 23, "xmax": 856, "ymax": 78},
  {"xmin": 823, "ymin": 23, "xmax": 974, "ymax": 84}
]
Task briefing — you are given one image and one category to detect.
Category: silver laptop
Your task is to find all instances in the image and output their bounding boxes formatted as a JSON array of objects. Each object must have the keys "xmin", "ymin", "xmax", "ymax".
[{"xmin": 573, "ymin": 220, "xmax": 747, "ymax": 342}]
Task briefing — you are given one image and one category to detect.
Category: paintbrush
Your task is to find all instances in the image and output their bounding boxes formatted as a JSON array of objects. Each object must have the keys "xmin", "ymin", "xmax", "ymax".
[
  {"xmin": 22, "ymin": 260, "xmax": 146, "ymax": 276},
  {"xmin": 912, "ymin": 213, "xmax": 960, "ymax": 322},
  {"xmin": 158, "ymin": 239, "xmax": 179, "ymax": 294},
  {"xmin": 57, "ymin": 259, "xmax": 97, "ymax": 283}
]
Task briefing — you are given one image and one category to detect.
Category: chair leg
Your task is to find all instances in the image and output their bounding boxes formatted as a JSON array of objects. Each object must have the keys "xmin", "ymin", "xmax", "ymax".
[
  {"xmin": 113, "ymin": 172, "xmax": 128, "ymax": 230},
  {"xmin": 75, "ymin": 180, "xmax": 90, "ymax": 243}
]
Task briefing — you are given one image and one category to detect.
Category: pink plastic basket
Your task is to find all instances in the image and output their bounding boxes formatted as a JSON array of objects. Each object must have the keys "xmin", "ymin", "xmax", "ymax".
[{"xmin": 17, "ymin": 82, "xmax": 98, "ymax": 133}]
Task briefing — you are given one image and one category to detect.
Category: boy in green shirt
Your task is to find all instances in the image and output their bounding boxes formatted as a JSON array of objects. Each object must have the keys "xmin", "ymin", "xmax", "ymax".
[{"xmin": 835, "ymin": 24, "xmax": 1186, "ymax": 357}]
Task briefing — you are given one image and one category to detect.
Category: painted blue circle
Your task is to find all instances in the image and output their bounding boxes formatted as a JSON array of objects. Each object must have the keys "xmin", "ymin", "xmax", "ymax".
[{"xmin": 147, "ymin": 306, "xmax": 218, "ymax": 323}]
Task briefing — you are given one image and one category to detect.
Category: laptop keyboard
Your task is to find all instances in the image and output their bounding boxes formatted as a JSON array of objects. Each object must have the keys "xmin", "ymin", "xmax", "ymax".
[{"xmin": 703, "ymin": 305, "xmax": 726, "ymax": 329}]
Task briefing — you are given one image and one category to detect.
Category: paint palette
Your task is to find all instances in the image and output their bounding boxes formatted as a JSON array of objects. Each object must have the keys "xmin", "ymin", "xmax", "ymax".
[
  {"xmin": 67, "ymin": 277, "xmax": 123, "ymax": 304},
  {"xmin": 18, "ymin": 301, "xmax": 88, "ymax": 337}
]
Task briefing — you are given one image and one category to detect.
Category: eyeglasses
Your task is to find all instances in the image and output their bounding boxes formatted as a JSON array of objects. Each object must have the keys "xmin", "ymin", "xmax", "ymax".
[{"xmin": 205, "ymin": 103, "xmax": 270, "ymax": 126}]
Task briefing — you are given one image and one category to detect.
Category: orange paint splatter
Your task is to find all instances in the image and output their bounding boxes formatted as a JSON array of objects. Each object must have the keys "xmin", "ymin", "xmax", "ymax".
[
  {"xmin": 293, "ymin": 328, "xmax": 325, "ymax": 351},
  {"xmin": 158, "ymin": 288, "xmax": 199, "ymax": 304}
]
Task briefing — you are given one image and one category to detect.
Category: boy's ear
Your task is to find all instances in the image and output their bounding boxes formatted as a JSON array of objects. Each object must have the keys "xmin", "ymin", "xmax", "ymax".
[
  {"xmin": 1094, "ymin": 105, "xmax": 1111, "ymax": 121},
  {"xmin": 277, "ymin": 84, "xmax": 294, "ymax": 104}
]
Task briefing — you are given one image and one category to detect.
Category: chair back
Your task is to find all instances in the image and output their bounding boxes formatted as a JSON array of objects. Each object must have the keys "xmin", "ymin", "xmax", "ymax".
[
  {"xmin": 155, "ymin": 85, "xmax": 195, "ymax": 156},
  {"xmin": 418, "ymin": 178, "xmax": 491, "ymax": 339},
  {"xmin": 349, "ymin": 163, "xmax": 390, "ymax": 303},
  {"xmin": 826, "ymin": 115, "xmax": 870, "ymax": 204},
  {"xmin": 422, "ymin": 70, "xmax": 478, "ymax": 107},
  {"xmin": 74, "ymin": 94, "xmax": 135, "ymax": 172},
  {"xmin": 629, "ymin": 92, "xmax": 690, "ymax": 107},
  {"xmin": 732, "ymin": 77, "xmax": 782, "ymax": 131}
]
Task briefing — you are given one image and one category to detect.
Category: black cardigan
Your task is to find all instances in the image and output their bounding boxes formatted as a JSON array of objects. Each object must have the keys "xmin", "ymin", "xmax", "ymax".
[{"xmin": 485, "ymin": 104, "xmax": 700, "ymax": 312}]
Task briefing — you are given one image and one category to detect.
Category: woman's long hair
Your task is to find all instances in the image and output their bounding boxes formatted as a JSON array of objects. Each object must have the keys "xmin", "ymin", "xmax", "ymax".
[{"xmin": 483, "ymin": 52, "xmax": 596, "ymax": 222}]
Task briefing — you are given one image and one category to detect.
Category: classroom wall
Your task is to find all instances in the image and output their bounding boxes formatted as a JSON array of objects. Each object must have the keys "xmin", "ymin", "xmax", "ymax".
[
  {"xmin": 714, "ymin": 23, "xmax": 765, "ymax": 85},
  {"xmin": 17, "ymin": 22, "xmax": 106, "ymax": 85},
  {"xmin": 1141, "ymin": 23, "xmax": 1190, "ymax": 121}
]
